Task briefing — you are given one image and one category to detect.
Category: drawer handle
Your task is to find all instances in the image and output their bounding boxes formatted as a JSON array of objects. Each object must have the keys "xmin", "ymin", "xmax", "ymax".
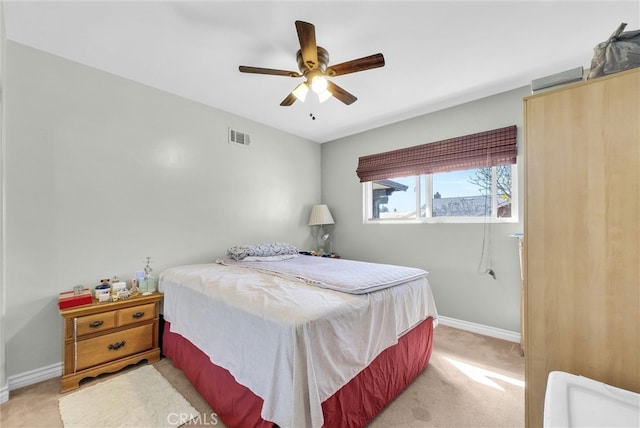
[
  {"xmin": 89, "ymin": 320, "xmax": 104, "ymax": 328},
  {"xmin": 132, "ymin": 311, "xmax": 145, "ymax": 319},
  {"xmin": 108, "ymin": 340, "xmax": 126, "ymax": 351}
]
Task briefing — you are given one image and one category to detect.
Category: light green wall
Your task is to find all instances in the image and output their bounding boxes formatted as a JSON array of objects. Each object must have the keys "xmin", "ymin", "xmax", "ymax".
[
  {"xmin": 321, "ymin": 86, "xmax": 530, "ymax": 332},
  {"xmin": 3, "ymin": 41, "xmax": 320, "ymax": 377},
  {"xmin": 0, "ymin": 1, "xmax": 7, "ymax": 401},
  {"xmin": 2, "ymin": 37, "xmax": 530, "ymax": 381}
]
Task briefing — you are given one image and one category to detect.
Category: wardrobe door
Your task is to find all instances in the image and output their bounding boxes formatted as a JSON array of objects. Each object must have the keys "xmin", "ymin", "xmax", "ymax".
[{"xmin": 523, "ymin": 67, "xmax": 640, "ymax": 428}]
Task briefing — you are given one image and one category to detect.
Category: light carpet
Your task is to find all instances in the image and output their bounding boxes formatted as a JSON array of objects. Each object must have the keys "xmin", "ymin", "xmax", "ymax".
[{"xmin": 58, "ymin": 365, "xmax": 198, "ymax": 428}]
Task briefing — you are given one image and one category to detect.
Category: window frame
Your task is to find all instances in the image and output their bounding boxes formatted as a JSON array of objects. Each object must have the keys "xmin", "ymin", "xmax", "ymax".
[{"xmin": 363, "ymin": 164, "xmax": 519, "ymax": 224}]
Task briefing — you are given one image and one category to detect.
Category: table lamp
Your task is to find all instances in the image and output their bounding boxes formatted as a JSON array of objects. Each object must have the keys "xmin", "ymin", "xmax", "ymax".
[{"xmin": 308, "ymin": 204, "xmax": 335, "ymax": 255}]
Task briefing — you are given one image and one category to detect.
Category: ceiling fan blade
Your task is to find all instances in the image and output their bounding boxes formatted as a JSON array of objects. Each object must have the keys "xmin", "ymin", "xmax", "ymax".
[
  {"xmin": 280, "ymin": 92, "xmax": 297, "ymax": 106},
  {"xmin": 239, "ymin": 66, "xmax": 301, "ymax": 77},
  {"xmin": 325, "ymin": 53, "xmax": 385, "ymax": 76},
  {"xmin": 295, "ymin": 20, "xmax": 318, "ymax": 70},
  {"xmin": 326, "ymin": 80, "xmax": 357, "ymax": 105}
]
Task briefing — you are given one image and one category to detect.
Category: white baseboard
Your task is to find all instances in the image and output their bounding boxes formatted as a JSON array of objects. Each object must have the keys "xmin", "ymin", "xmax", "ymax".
[
  {"xmin": 7, "ymin": 362, "xmax": 62, "ymax": 391},
  {"xmin": 0, "ymin": 383, "xmax": 9, "ymax": 404},
  {"xmin": 437, "ymin": 316, "xmax": 521, "ymax": 343}
]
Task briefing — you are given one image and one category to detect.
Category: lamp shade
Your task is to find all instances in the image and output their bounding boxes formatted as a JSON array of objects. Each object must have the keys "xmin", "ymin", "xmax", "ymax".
[
  {"xmin": 308, "ymin": 204, "xmax": 335, "ymax": 226},
  {"xmin": 292, "ymin": 82, "xmax": 309, "ymax": 102},
  {"xmin": 311, "ymin": 76, "xmax": 328, "ymax": 94},
  {"xmin": 317, "ymin": 89, "xmax": 332, "ymax": 103}
]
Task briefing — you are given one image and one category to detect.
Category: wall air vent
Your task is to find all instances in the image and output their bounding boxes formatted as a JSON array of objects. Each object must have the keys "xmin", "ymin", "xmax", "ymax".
[{"xmin": 228, "ymin": 127, "xmax": 251, "ymax": 146}]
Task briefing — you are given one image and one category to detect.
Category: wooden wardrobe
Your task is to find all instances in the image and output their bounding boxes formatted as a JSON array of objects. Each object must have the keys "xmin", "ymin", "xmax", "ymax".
[{"xmin": 523, "ymin": 67, "xmax": 640, "ymax": 427}]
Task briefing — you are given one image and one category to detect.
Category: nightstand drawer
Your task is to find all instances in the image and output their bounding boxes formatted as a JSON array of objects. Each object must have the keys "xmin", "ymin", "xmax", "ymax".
[
  {"xmin": 76, "ymin": 312, "xmax": 117, "ymax": 336},
  {"xmin": 76, "ymin": 324, "xmax": 153, "ymax": 371},
  {"xmin": 117, "ymin": 303, "xmax": 155, "ymax": 327}
]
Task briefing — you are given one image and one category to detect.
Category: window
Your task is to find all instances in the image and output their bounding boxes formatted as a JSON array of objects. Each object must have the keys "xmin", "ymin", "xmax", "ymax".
[
  {"xmin": 364, "ymin": 164, "xmax": 517, "ymax": 223},
  {"xmin": 357, "ymin": 126, "xmax": 518, "ymax": 224}
]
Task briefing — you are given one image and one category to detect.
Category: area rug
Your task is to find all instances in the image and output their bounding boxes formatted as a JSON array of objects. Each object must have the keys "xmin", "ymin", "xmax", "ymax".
[{"xmin": 58, "ymin": 365, "xmax": 198, "ymax": 427}]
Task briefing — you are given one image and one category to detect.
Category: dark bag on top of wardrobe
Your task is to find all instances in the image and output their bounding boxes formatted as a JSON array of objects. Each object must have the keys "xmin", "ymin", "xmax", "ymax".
[{"xmin": 588, "ymin": 22, "xmax": 640, "ymax": 79}]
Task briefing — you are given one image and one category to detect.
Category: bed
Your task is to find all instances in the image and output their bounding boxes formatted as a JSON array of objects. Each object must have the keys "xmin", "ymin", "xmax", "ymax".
[{"xmin": 159, "ymin": 248, "xmax": 438, "ymax": 428}]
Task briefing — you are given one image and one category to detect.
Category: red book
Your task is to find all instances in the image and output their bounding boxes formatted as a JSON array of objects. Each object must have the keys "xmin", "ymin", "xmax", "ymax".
[{"xmin": 58, "ymin": 288, "xmax": 94, "ymax": 310}]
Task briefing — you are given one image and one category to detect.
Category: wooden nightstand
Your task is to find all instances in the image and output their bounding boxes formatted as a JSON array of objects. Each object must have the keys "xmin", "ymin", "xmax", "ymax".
[{"xmin": 59, "ymin": 292, "xmax": 163, "ymax": 392}]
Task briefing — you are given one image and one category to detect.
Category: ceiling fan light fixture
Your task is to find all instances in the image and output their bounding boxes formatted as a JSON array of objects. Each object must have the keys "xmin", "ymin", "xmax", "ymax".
[
  {"xmin": 317, "ymin": 89, "xmax": 332, "ymax": 103},
  {"xmin": 292, "ymin": 82, "xmax": 309, "ymax": 102},
  {"xmin": 311, "ymin": 76, "xmax": 328, "ymax": 94},
  {"xmin": 239, "ymin": 21, "xmax": 384, "ymax": 107}
]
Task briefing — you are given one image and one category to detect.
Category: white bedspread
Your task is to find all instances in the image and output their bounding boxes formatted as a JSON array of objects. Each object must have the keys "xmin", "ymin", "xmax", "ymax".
[
  {"xmin": 159, "ymin": 259, "xmax": 438, "ymax": 428},
  {"xmin": 220, "ymin": 255, "xmax": 428, "ymax": 294}
]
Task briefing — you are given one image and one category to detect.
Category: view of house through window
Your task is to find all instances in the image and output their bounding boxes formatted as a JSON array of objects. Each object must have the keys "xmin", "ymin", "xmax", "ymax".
[{"xmin": 365, "ymin": 164, "xmax": 516, "ymax": 223}]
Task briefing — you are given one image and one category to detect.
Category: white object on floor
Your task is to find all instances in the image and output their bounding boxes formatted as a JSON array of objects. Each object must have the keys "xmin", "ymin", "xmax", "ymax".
[
  {"xmin": 58, "ymin": 365, "xmax": 198, "ymax": 427},
  {"xmin": 544, "ymin": 370, "xmax": 640, "ymax": 427}
]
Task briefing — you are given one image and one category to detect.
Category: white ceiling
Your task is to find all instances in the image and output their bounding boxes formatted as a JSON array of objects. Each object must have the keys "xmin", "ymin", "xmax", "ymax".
[{"xmin": 3, "ymin": 1, "xmax": 639, "ymax": 143}]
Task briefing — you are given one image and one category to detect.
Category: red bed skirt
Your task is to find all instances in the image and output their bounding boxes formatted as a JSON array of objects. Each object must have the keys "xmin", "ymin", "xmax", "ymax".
[{"xmin": 162, "ymin": 317, "xmax": 434, "ymax": 428}]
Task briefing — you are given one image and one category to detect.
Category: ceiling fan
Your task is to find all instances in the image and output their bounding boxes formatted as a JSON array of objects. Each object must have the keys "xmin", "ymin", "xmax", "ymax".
[{"xmin": 239, "ymin": 20, "xmax": 385, "ymax": 106}]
